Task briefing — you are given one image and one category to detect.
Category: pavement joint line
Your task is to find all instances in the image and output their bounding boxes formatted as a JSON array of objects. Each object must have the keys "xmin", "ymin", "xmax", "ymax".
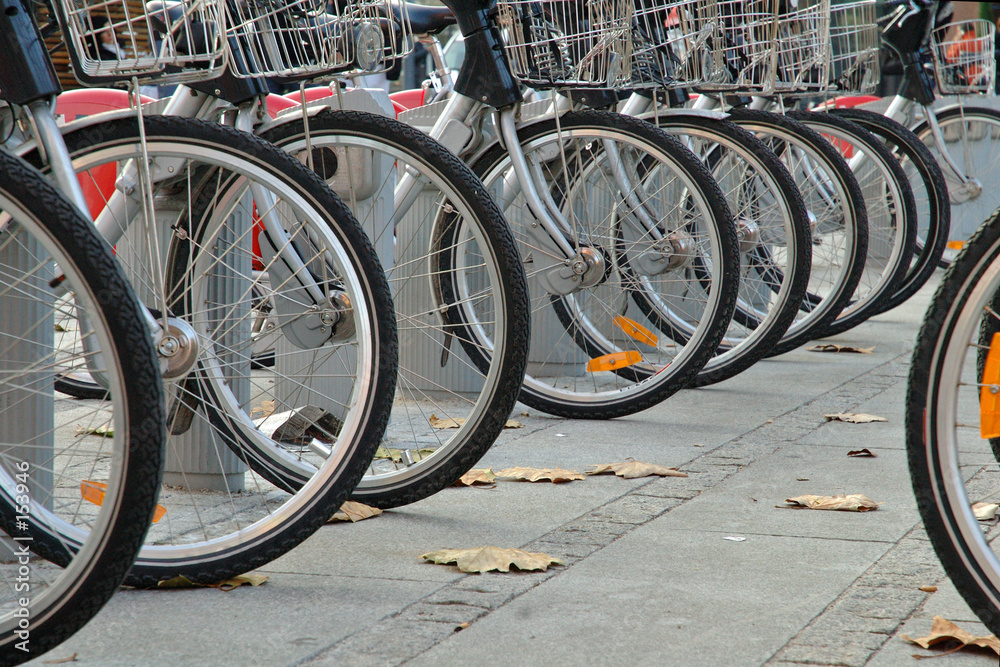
[
  {"xmin": 293, "ymin": 351, "xmax": 915, "ymax": 666},
  {"xmin": 763, "ymin": 525, "xmax": 947, "ymax": 667}
]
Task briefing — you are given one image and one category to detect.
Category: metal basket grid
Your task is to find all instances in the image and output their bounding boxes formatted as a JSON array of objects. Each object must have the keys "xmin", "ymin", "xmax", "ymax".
[
  {"xmin": 630, "ymin": 0, "xmax": 727, "ymax": 90},
  {"xmin": 930, "ymin": 19, "xmax": 996, "ymax": 96},
  {"xmin": 695, "ymin": 0, "xmax": 828, "ymax": 95},
  {"xmin": 694, "ymin": 0, "xmax": 778, "ymax": 92},
  {"xmin": 827, "ymin": 0, "xmax": 879, "ymax": 94},
  {"xmin": 55, "ymin": 0, "xmax": 228, "ymax": 84},
  {"xmin": 495, "ymin": 0, "xmax": 634, "ymax": 89},
  {"xmin": 772, "ymin": 0, "xmax": 829, "ymax": 93},
  {"xmin": 225, "ymin": 0, "xmax": 412, "ymax": 79}
]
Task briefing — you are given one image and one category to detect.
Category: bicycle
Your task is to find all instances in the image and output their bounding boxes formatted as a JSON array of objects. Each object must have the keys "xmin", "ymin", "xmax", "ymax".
[
  {"xmin": 906, "ymin": 208, "xmax": 1000, "ymax": 636},
  {"xmin": 6, "ymin": 0, "xmax": 400, "ymax": 588},
  {"xmin": 0, "ymin": 4, "xmax": 167, "ymax": 661},
  {"xmin": 387, "ymin": 0, "xmax": 743, "ymax": 417},
  {"xmin": 875, "ymin": 0, "xmax": 999, "ymax": 267},
  {"xmin": 31, "ymin": 0, "xmax": 534, "ymax": 508}
]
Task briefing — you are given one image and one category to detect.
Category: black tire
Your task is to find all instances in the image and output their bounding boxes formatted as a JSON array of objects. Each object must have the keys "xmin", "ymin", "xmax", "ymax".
[
  {"xmin": 724, "ymin": 108, "xmax": 869, "ymax": 355},
  {"xmin": 648, "ymin": 112, "xmax": 812, "ymax": 386},
  {"xmin": 829, "ymin": 108, "xmax": 949, "ymax": 311},
  {"xmin": 25, "ymin": 116, "xmax": 397, "ymax": 585},
  {"xmin": 788, "ymin": 110, "xmax": 916, "ymax": 336},
  {"xmin": 472, "ymin": 110, "xmax": 740, "ymax": 418},
  {"xmin": 906, "ymin": 213, "xmax": 1000, "ymax": 635},
  {"xmin": 0, "ymin": 153, "xmax": 164, "ymax": 662},
  {"xmin": 259, "ymin": 109, "xmax": 530, "ymax": 508},
  {"xmin": 910, "ymin": 105, "xmax": 1000, "ymax": 268}
]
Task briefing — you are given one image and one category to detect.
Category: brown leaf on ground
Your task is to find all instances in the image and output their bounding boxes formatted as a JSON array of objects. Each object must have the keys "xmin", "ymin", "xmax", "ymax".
[
  {"xmin": 429, "ymin": 414, "xmax": 464, "ymax": 429},
  {"xmin": 421, "ymin": 546, "xmax": 565, "ymax": 573},
  {"xmin": 901, "ymin": 616, "xmax": 1000, "ymax": 656},
  {"xmin": 42, "ymin": 654, "xmax": 78, "ymax": 664},
  {"xmin": 75, "ymin": 424, "xmax": 113, "ymax": 438},
  {"xmin": 454, "ymin": 469, "xmax": 496, "ymax": 486},
  {"xmin": 782, "ymin": 493, "xmax": 881, "ymax": 512},
  {"xmin": 919, "ymin": 585, "xmax": 938, "ymax": 593},
  {"xmin": 155, "ymin": 573, "xmax": 268, "ymax": 590},
  {"xmin": 972, "ymin": 502, "xmax": 999, "ymax": 521},
  {"xmin": 847, "ymin": 448, "xmax": 877, "ymax": 457},
  {"xmin": 249, "ymin": 399, "xmax": 275, "ymax": 420},
  {"xmin": 217, "ymin": 574, "xmax": 269, "ymax": 591},
  {"xmin": 494, "ymin": 467, "xmax": 585, "ymax": 483},
  {"xmin": 372, "ymin": 446, "xmax": 437, "ymax": 463},
  {"xmin": 807, "ymin": 344, "xmax": 875, "ymax": 354},
  {"xmin": 329, "ymin": 501, "xmax": 382, "ymax": 523},
  {"xmin": 504, "ymin": 419, "xmax": 524, "ymax": 429},
  {"xmin": 585, "ymin": 461, "xmax": 688, "ymax": 479},
  {"xmin": 824, "ymin": 413, "xmax": 888, "ymax": 424}
]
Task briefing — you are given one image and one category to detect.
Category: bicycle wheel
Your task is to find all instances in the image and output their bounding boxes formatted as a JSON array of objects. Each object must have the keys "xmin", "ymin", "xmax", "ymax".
[
  {"xmin": 830, "ymin": 108, "xmax": 949, "ymax": 312},
  {"xmin": 911, "ymin": 105, "xmax": 1000, "ymax": 266},
  {"xmin": 24, "ymin": 116, "xmax": 397, "ymax": 586},
  {"xmin": 724, "ymin": 108, "xmax": 869, "ymax": 355},
  {"xmin": 258, "ymin": 108, "xmax": 529, "ymax": 509},
  {"xmin": 906, "ymin": 213, "xmax": 1000, "ymax": 636},
  {"xmin": 789, "ymin": 110, "xmax": 916, "ymax": 336},
  {"xmin": 472, "ymin": 110, "xmax": 740, "ymax": 419},
  {"xmin": 648, "ymin": 112, "xmax": 811, "ymax": 387},
  {"xmin": 0, "ymin": 153, "xmax": 163, "ymax": 660}
]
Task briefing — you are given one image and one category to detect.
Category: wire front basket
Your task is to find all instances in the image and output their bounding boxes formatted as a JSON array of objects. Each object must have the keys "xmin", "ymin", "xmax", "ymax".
[
  {"xmin": 931, "ymin": 19, "xmax": 996, "ymax": 96},
  {"xmin": 631, "ymin": 0, "xmax": 726, "ymax": 90},
  {"xmin": 773, "ymin": 0, "xmax": 829, "ymax": 93},
  {"xmin": 827, "ymin": 0, "xmax": 879, "ymax": 94},
  {"xmin": 695, "ymin": 0, "xmax": 777, "ymax": 93},
  {"xmin": 695, "ymin": 0, "xmax": 829, "ymax": 95},
  {"xmin": 55, "ymin": 0, "xmax": 228, "ymax": 85},
  {"xmin": 495, "ymin": 0, "xmax": 633, "ymax": 89},
  {"xmin": 225, "ymin": 0, "xmax": 411, "ymax": 79}
]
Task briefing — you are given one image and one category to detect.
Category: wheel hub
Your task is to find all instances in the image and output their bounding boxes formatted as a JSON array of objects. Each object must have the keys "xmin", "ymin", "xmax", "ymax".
[{"xmin": 157, "ymin": 318, "xmax": 200, "ymax": 380}]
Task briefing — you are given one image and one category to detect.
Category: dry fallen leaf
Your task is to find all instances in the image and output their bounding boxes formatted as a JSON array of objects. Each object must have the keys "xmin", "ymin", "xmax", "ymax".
[
  {"xmin": 373, "ymin": 446, "xmax": 437, "ymax": 463},
  {"xmin": 494, "ymin": 467, "xmax": 585, "ymax": 483},
  {"xmin": 807, "ymin": 344, "xmax": 875, "ymax": 354},
  {"xmin": 919, "ymin": 585, "xmax": 938, "ymax": 593},
  {"xmin": 75, "ymin": 424, "xmax": 113, "ymax": 438},
  {"xmin": 585, "ymin": 461, "xmax": 688, "ymax": 479},
  {"xmin": 42, "ymin": 654, "xmax": 78, "ymax": 664},
  {"xmin": 454, "ymin": 469, "xmax": 496, "ymax": 487},
  {"xmin": 329, "ymin": 501, "xmax": 382, "ymax": 523},
  {"xmin": 155, "ymin": 573, "xmax": 268, "ymax": 590},
  {"xmin": 972, "ymin": 502, "xmax": 999, "ymax": 521},
  {"xmin": 249, "ymin": 399, "xmax": 276, "ymax": 420},
  {"xmin": 431, "ymin": 416, "xmax": 523, "ymax": 429},
  {"xmin": 429, "ymin": 414, "xmax": 464, "ymax": 429},
  {"xmin": 218, "ymin": 574, "xmax": 269, "ymax": 591},
  {"xmin": 824, "ymin": 413, "xmax": 888, "ymax": 424},
  {"xmin": 901, "ymin": 615, "xmax": 1000, "ymax": 656},
  {"xmin": 421, "ymin": 546, "xmax": 564, "ymax": 573},
  {"xmin": 782, "ymin": 493, "xmax": 881, "ymax": 512},
  {"xmin": 847, "ymin": 448, "xmax": 877, "ymax": 457}
]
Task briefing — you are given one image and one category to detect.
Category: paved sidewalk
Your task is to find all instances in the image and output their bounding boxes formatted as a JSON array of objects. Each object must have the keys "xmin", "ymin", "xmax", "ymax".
[{"xmin": 29, "ymin": 277, "xmax": 1000, "ymax": 666}]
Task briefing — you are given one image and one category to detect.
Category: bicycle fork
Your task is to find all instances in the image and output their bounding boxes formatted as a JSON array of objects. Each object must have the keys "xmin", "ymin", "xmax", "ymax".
[{"xmin": 884, "ymin": 94, "xmax": 983, "ymax": 204}]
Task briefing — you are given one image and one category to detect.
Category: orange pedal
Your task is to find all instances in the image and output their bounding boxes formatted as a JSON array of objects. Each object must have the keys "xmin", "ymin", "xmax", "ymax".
[
  {"xmin": 587, "ymin": 351, "xmax": 642, "ymax": 373},
  {"xmin": 980, "ymin": 332, "xmax": 1000, "ymax": 438},
  {"xmin": 947, "ymin": 240, "xmax": 966, "ymax": 251},
  {"xmin": 613, "ymin": 316, "xmax": 658, "ymax": 347},
  {"xmin": 82, "ymin": 480, "xmax": 166, "ymax": 523}
]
